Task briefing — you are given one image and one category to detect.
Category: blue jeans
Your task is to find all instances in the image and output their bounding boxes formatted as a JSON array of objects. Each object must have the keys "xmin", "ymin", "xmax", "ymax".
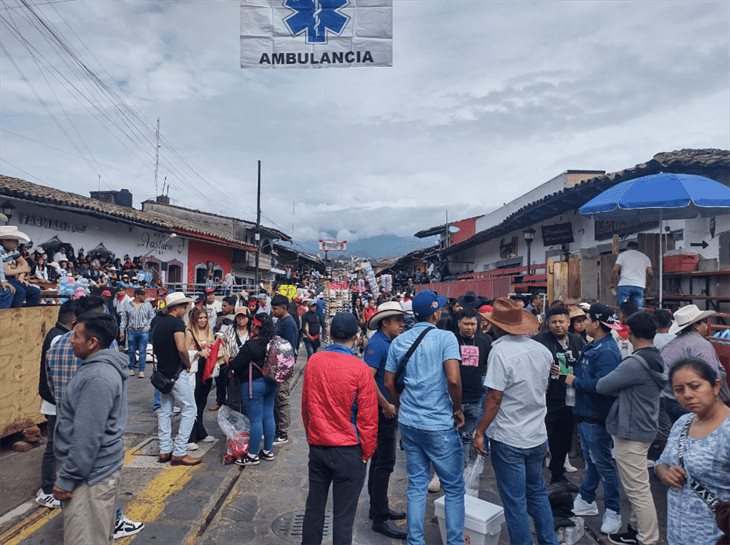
[
  {"xmin": 400, "ymin": 423, "xmax": 465, "ymax": 545},
  {"xmin": 127, "ymin": 330, "xmax": 149, "ymax": 372},
  {"xmin": 157, "ymin": 372, "xmax": 196, "ymax": 457},
  {"xmin": 460, "ymin": 401, "xmax": 483, "ymax": 464},
  {"xmin": 490, "ymin": 439, "xmax": 558, "ymax": 545},
  {"xmin": 7, "ymin": 278, "xmax": 40, "ymax": 307},
  {"xmin": 241, "ymin": 378, "xmax": 277, "ymax": 454},
  {"xmin": 153, "ymin": 389, "xmax": 161, "ymax": 411},
  {"xmin": 616, "ymin": 285, "xmax": 645, "ymax": 309},
  {"xmin": 577, "ymin": 422, "xmax": 621, "ymax": 513},
  {"xmin": 0, "ymin": 285, "xmax": 13, "ymax": 308}
]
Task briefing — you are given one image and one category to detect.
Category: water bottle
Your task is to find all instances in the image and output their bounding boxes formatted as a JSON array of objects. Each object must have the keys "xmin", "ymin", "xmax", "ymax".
[{"xmin": 565, "ymin": 384, "xmax": 576, "ymax": 407}]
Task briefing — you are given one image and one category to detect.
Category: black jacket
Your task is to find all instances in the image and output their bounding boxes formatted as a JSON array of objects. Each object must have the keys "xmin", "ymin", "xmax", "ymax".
[
  {"xmin": 533, "ymin": 331, "xmax": 586, "ymax": 410},
  {"xmin": 38, "ymin": 323, "xmax": 70, "ymax": 404}
]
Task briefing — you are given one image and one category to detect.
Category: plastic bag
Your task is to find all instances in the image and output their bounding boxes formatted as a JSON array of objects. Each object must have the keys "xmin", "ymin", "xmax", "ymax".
[
  {"xmin": 217, "ymin": 405, "xmax": 250, "ymax": 464},
  {"xmin": 557, "ymin": 517, "xmax": 585, "ymax": 545},
  {"xmin": 463, "ymin": 454, "xmax": 485, "ymax": 497}
]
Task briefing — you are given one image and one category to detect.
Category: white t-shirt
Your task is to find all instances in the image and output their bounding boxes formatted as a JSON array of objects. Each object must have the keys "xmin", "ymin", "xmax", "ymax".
[
  {"xmin": 483, "ymin": 335, "xmax": 553, "ymax": 449},
  {"xmin": 615, "ymin": 249, "xmax": 652, "ymax": 288},
  {"xmin": 205, "ymin": 300, "xmax": 223, "ymax": 330}
]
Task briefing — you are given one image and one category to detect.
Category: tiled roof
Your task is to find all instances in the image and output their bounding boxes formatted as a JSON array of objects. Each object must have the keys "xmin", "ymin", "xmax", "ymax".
[
  {"xmin": 443, "ymin": 148, "xmax": 730, "ymax": 255},
  {"xmin": 0, "ymin": 175, "xmax": 256, "ymax": 251},
  {"xmin": 141, "ymin": 199, "xmax": 291, "ymax": 241}
]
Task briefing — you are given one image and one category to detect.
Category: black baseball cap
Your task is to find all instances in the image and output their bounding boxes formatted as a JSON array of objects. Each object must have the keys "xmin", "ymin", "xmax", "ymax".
[
  {"xmin": 330, "ymin": 312, "xmax": 359, "ymax": 340},
  {"xmin": 588, "ymin": 304, "xmax": 620, "ymax": 330}
]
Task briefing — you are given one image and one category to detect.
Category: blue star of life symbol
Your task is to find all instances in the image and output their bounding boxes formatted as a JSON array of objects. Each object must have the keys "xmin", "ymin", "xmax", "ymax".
[{"xmin": 283, "ymin": 0, "xmax": 350, "ymax": 45}]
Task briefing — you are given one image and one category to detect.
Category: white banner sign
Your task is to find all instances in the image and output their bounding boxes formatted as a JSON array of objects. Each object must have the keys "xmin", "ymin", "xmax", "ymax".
[
  {"xmin": 319, "ymin": 239, "xmax": 348, "ymax": 251},
  {"xmin": 240, "ymin": 0, "xmax": 392, "ymax": 69}
]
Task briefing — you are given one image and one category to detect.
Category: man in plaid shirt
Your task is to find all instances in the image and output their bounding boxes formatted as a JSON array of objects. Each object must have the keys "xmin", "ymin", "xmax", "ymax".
[{"xmin": 45, "ymin": 296, "xmax": 145, "ymax": 540}]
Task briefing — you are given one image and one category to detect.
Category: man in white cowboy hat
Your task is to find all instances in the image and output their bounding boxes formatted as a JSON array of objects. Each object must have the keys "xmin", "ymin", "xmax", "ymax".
[
  {"xmin": 660, "ymin": 305, "xmax": 722, "ymax": 426},
  {"xmin": 364, "ymin": 301, "xmax": 408, "ymax": 540},
  {"xmin": 0, "ymin": 225, "xmax": 40, "ymax": 308},
  {"xmin": 151, "ymin": 292, "xmax": 201, "ymax": 466},
  {"xmin": 472, "ymin": 297, "xmax": 559, "ymax": 545}
]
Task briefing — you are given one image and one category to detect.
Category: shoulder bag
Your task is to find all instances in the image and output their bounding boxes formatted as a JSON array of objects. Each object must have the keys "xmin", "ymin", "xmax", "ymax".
[
  {"xmin": 151, "ymin": 363, "xmax": 184, "ymax": 394},
  {"xmin": 678, "ymin": 416, "xmax": 730, "ymax": 538},
  {"xmin": 395, "ymin": 327, "xmax": 433, "ymax": 394}
]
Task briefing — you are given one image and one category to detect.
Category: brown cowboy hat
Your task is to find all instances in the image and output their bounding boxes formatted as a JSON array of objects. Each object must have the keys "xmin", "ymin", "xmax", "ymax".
[{"xmin": 483, "ymin": 297, "xmax": 539, "ymax": 335}]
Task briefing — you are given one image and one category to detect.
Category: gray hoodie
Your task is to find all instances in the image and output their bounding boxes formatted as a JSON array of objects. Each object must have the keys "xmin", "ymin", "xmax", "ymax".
[
  {"xmin": 54, "ymin": 349, "xmax": 128, "ymax": 491},
  {"xmin": 596, "ymin": 347, "xmax": 666, "ymax": 443}
]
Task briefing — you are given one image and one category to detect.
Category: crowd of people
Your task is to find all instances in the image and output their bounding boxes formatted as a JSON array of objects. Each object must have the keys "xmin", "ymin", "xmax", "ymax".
[
  {"xmin": 24, "ymin": 242, "xmax": 730, "ymax": 545},
  {"xmin": 298, "ymin": 284, "xmax": 730, "ymax": 545}
]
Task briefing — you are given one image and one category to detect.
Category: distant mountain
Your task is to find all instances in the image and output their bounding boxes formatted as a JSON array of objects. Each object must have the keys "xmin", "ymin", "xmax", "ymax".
[{"xmin": 292, "ymin": 235, "xmax": 438, "ymax": 259}]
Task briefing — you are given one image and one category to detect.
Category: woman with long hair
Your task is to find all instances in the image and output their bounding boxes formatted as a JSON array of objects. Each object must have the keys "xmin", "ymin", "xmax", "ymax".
[
  {"xmin": 185, "ymin": 306, "xmax": 217, "ymax": 449},
  {"xmin": 229, "ymin": 313, "xmax": 277, "ymax": 466},
  {"xmin": 222, "ymin": 306, "xmax": 252, "ymax": 413},
  {"xmin": 656, "ymin": 358, "xmax": 730, "ymax": 545}
]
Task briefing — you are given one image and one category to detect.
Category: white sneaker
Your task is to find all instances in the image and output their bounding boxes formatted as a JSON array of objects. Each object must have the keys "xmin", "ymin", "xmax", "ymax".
[
  {"xmin": 601, "ymin": 508, "xmax": 622, "ymax": 534},
  {"xmin": 35, "ymin": 488, "xmax": 61, "ymax": 509},
  {"xmin": 573, "ymin": 494, "xmax": 599, "ymax": 516},
  {"xmin": 173, "ymin": 407, "xmax": 181, "ymax": 414},
  {"xmin": 128, "ymin": 369, "xmax": 136, "ymax": 376},
  {"xmin": 564, "ymin": 454, "xmax": 578, "ymax": 473},
  {"xmin": 187, "ymin": 442, "xmax": 199, "ymax": 451},
  {"xmin": 113, "ymin": 516, "xmax": 144, "ymax": 539},
  {"xmin": 428, "ymin": 474, "xmax": 441, "ymax": 493},
  {"xmin": 201, "ymin": 435, "xmax": 215, "ymax": 443}
]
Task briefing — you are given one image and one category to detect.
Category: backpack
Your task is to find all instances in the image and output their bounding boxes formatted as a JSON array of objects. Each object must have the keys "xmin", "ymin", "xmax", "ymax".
[{"xmin": 256, "ymin": 336, "xmax": 295, "ymax": 384}]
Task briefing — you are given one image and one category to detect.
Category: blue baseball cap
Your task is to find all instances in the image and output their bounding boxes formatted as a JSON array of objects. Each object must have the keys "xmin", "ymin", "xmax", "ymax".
[
  {"xmin": 330, "ymin": 312, "xmax": 360, "ymax": 339},
  {"xmin": 412, "ymin": 290, "xmax": 448, "ymax": 319}
]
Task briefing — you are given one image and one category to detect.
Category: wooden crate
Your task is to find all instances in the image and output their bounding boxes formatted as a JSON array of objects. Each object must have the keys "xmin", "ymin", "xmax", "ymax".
[{"xmin": 0, "ymin": 306, "xmax": 58, "ymax": 439}]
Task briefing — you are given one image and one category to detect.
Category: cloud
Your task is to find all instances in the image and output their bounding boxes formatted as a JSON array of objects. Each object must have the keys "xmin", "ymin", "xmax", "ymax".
[{"xmin": 0, "ymin": 0, "xmax": 727, "ymax": 245}]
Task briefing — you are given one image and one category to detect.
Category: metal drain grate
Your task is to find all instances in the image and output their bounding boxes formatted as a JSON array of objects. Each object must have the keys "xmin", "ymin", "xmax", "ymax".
[{"xmin": 272, "ymin": 510, "xmax": 332, "ymax": 541}]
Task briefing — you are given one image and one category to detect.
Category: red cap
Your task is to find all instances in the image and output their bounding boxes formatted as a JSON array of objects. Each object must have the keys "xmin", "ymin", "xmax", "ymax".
[
  {"xmin": 205, "ymin": 287, "xmax": 215, "ymax": 294},
  {"xmin": 101, "ymin": 290, "xmax": 112, "ymax": 297}
]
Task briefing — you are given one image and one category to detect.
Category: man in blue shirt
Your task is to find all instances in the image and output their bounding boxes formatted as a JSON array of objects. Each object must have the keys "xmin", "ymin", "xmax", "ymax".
[
  {"xmin": 272, "ymin": 294, "xmax": 298, "ymax": 445},
  {"xmin": 364, "ymin": 302, "xmax": 408, "ymax": 540},
  {"xmin": 385, "ymin": 290, "xmax": 465, "ymax": 545},
  {"xmin": 565, "ymin": 303, "xmax": 623, "ymax": 535}
]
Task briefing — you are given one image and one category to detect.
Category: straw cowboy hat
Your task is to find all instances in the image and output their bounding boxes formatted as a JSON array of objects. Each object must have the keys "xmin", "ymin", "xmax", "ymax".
[
  {"xmin": 482, "ymin": 297, "xmax": 539, "ymax": 335},
  {"xmin": 669, "ymin": 304, "xmax": 716, "ymax": 335},
  {"xmin": 569, "ymin": 306, "xmax": 587, "ymax": 320},
  {"xmin": 164, "ymin": 292, "xmax": 194, "ymax": 308},
  {"xmin": 368, "ymin": 301, "xmax": 406, "ymax": 330},
  {"xmin": 0, "ymin": 225, "xmax": 30, "ymax": 242}
]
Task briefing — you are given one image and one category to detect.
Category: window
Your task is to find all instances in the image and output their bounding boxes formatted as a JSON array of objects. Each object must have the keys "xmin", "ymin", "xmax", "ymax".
[{"xmin": 167, "ymin": 264, "xmax": 182, "ymax": 284}]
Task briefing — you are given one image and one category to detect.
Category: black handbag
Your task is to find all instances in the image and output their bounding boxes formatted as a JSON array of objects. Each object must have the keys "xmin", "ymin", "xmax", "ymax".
[
  {"xmin": 150, "ymin": 364, "xmax": 184, "ymax": 394},
  {"xmin": 394, "ymin": 328, "xmax": 433, "ymax": 393}
]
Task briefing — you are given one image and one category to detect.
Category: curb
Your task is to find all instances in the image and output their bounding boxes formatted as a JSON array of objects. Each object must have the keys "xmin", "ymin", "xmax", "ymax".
[{"xmin": 181, "ymin": 463, "xmax": 243, "ymax": 545}]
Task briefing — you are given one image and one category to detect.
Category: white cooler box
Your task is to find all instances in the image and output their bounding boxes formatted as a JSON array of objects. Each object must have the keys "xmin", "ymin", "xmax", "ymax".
[{"xmin": 434, "ymin": 495, "xmax": 505, "ymax": 545}]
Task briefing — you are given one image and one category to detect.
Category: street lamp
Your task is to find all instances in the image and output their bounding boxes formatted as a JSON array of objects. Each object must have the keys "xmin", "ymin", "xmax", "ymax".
[
  {"xmin": 1, "ymin": 200, "xmax": 15, "ymax": 221},
  {"xmin": 523, "ymin": 227, "xmax": 536, "ymax": 275}
]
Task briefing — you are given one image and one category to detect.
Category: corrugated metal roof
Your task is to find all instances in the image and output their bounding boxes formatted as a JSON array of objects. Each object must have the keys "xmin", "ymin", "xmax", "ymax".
[
  {"xmin": 442, "ymin": 149, "xmax": 730, "ymax": 255},
  {"xmin": 0, "ymin": 175, "xmax": 256, "ymax": 251}
]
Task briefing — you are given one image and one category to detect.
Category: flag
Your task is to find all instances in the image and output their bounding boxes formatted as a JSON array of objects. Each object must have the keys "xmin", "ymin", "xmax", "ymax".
[{"xmin": 240, "ymin": 0, "xmax": 393, "ymax": 69}]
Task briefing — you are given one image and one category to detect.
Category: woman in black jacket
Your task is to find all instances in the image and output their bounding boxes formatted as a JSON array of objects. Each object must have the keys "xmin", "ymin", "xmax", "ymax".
[{"xmin": 229, "ymin": 313, "xmax": 277, "ymax": 466}]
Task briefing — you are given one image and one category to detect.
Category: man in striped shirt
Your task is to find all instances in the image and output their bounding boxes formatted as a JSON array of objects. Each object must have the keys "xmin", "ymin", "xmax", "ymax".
[{"xmin": 119, "ymin": 288, "xmax": 156, "ymax": 378}]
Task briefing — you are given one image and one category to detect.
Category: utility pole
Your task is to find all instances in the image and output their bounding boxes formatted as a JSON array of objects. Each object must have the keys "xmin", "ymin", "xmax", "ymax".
[
  {"xmin": 254, "ymin": 160, "xmax": 262, "ymax": 291},
  {"xmin": 97, "ymin": 173, "xmax": 101, "ymax": 192},
  {"xmin": 154, "ymin": 118, "xmax": 160, "ymax": 196}
]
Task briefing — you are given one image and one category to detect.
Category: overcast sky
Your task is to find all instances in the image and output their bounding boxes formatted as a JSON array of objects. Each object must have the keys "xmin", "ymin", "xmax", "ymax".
[{"xmin": 1, "ymin": 0, "xmax": 728, "ymax": 244}]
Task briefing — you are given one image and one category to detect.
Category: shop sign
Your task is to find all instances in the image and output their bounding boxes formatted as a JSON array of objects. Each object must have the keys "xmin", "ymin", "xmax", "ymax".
[
  {"xmin": 19, "ymin": 213, "xmax": 86, "ymax": 233},
  {"xmin": 541, "ymin": 222, "xmax": 574, "ymax": 246}
]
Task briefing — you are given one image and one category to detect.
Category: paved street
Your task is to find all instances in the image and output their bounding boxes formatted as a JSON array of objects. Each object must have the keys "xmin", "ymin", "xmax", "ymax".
[{"xmin": 0, "ymin": 354, "xmax": 671, "ymax": 545}]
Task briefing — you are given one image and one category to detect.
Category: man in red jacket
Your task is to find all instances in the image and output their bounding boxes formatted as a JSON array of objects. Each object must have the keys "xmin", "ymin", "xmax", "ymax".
[{"xmin": 301, "ymin": 312, "xmax": 378, "ymax": 545}]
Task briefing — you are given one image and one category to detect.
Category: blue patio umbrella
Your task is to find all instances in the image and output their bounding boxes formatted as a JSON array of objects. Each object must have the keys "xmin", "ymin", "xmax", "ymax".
[{"xmin": 579, "ymin": 172, "xmax": 730, "ymax": 306}]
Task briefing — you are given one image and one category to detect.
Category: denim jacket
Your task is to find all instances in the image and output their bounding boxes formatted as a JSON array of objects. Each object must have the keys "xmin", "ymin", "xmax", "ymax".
[{"xmin": 573, "ymin": 334, "xmax": 621, "ymax": 420}]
